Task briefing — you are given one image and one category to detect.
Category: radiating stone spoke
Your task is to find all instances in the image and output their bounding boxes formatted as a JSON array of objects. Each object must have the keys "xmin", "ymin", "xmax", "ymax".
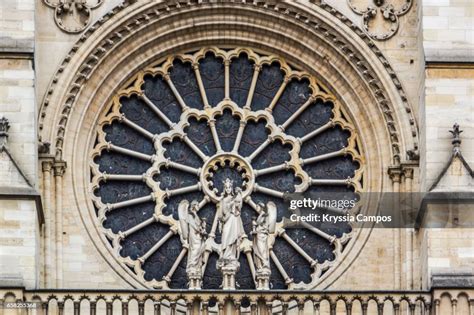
[
  {"xmin": 183, "ymin": 135, "xmax": 209, "ymax": 161},
  {"xmin": 139, "ymin": 94, "xmax": 175, "ymax": 128},
  {"xmin": 102, "ymin": 174, "xmax": 145, "ymax": 182},
  {"xmin": 106, "ymin": 194, "xmax": 154, "ymax": 212},
  {"xmin": 310, "ymin": 177, "xmax": 353, "ymax": 187},
  {"xmin": 254, "ymin": 163, "xmax": 289, "ymax": 177},
  {"xmin": 163, "ymin": 247, "xmax": 188, "ymax": 283},
  {"xmin": 244, "ymin": 65, "xmax": 261, "ymax": 110},
  {"xmin": 232, "ymin": 120, "xmax": 247, "ymax": 153},
  {"xmin": 281, "ymin": 232, "xmax": 317, "ymax": 268},
  {"xmin": 164, "ymin": 74, "xmax": 189, "ymax": 111},
  {"xmin": 300, "ymin": 221, "xmax": 336, "ymax": 243},
  {"xmin": 301, "ymin": 148, "xmax": 347, "ymax": 166},
  {"xmin": 138, "ymin": 230, "xmax": 175, "ymax": 263},
  {"xmin": 267, "ymin": 77, "xmax": 289, "ymax": 112},
  {"xmin": 108, "ymin": 143, "xmax": 155, "ymax": 162},
  {"xmin": 299, "ymin": 121, "xmax": 334, "ymax": 143},
  {"xmin": 247, "ymin": 137, "xmax": 271, "ymax": 162},
  {"xmin": 165, "ymin": 183, "xmax": 201, "ymax": 198},
  {"xmin": 208, "ymin": 119, "xmax": 223, "ymax": 152},
  {"xmin": 121, "ymin": 115, "xmax": 155, "ymax": 140},
  {"xmin": 270, "ymin": 250, "xmax": 293, "ymax": 285},
  {"xmin": 120, "ymin": 216, "xmax": 156, "ymax": 239},
  {"xmin": 165, "ymin": 159, "xmax": 201, "ymax": 176},
  {"xmin": 254, "ymin": 183, "xmax": 285, "ymax": 199},
  {"xmin": 224, "ymin": 59, "xmax": 231, "ymax": 99},
  {"xmin": 245, "ymin": 251, "xmax": 257, "ymax": 286},
  {"xmin": 280, "ymin": 96, "xmax": 314, "ymax": 131},
  {"xmin": 193, "ymin": 63, "xmax": 211, "ymax": 108}
]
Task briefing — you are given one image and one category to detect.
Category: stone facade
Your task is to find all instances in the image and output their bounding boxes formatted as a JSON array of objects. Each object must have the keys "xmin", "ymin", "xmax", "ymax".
[{"xmin": 0, "ymin": 0, "xmax": 473, "ymax": 314}]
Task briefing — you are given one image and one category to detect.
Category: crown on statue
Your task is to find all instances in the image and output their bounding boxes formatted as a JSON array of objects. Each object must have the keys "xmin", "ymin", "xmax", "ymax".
[{"xmin": 223, "ymin": 178, "xmax": 234, "ymax": 189}]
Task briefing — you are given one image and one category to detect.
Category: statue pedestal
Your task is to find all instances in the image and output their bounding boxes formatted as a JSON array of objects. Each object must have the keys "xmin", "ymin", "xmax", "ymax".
[
  {"xmin": 187, "ymin": 270, "xmax": 202, "ymax": 290},
  {"xmin": 255, "ymin": 268, "xmax": 271, "ymax": 290},
  {"xmin": 218, "ymin": 260, "xmax": 240, "ymax": 290}
]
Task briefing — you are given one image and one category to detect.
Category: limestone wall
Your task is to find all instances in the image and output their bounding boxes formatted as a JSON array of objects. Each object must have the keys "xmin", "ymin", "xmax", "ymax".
[
  {"xmin": 0, "ymin": 0, "xmax": 40, "ymax": 290},
  {"xmin": 0, "ymin": 199, "xmax": 40, "ymax": 289},
  {"xmin": 423, "ymin": 0, "xmax": 474, "ymax": 62}
]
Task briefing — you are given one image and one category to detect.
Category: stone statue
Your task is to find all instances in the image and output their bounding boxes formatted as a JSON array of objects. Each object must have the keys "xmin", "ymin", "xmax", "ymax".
[
  {"xmin": 216, "ymin": 179, "xmax": 246, "ymax": 289},
  {"xmin": 178, "ymin": 200, "xmax": 207, "ymax": 289},
  {"xmin": 217, "ymin": 179, "xmax": 245, "ymax": 266},
  {"xmin": 252, "ymin": 201, "xmax": 277, "ymax": 290}
]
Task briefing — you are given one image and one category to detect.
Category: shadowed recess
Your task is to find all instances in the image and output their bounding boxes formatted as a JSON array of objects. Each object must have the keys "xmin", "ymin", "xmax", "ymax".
[
  {"xmin": 120, "ymin": 222, "xmax": 171, "ymax": 260},
  {"xmin": 303, "ymin": 156, "xmax": 359, "ymax": 180},
  {"xmin": 141, "ymin": 75, "xmax": 182, "ymax": 123},
  {"xmin": 230, "ymin": 53, "xmax": 255, "ymax": 107},
  {"xmin": 272, "ymin": 237, "xmax": 312, "ymax": 284},
  {"xmin": 185, "ymin": 117, "xmax": 216, "ymax": 156},
  {"xmin": 153, "ymin": 168, "xmax": 198, "ymax": 191},
  {"xmin": 257, "ymin": 170, "xmax": 301, "ymax": 193},
  {"xmin": 95, "ymin": 151, "xmax": 151, "ymax": 175},
  {"xmin": 104, "ymin": 121, "xmax": 154, "ymax": 155},
  {"xmin": 269, "ymin": 259, "xmax": 287, "ymax": 289},
  {"xmin": 285, "ymin": 99, "xmax": 334, "ymax": 138},
  {"xmin": 285, "ymin": 228, "xmax": 336, "ymax": 263},
  {"xmin": 163, "ymin": 138, "xmax": 203, "ymax": 168},
  {"xmin": 251, "ymin": 62, "xmax": 285, "ymax": 111},
  {"xmin": 103, "ymin": 202, "xmax": 155, "ymax": 234},
  {"xmin": 215, "ymin": 110, "xmax": 240, "ymax": 152},
  {"xmin": 252, "ymin": 141, "xmax": 292, "ymax": 170},
  {"xmin": 169, "ymin": 60, "xmax": 204, "ymax": 110},
  {"xmin": 238, "ymin": 119, "xmax": 269, "ymax": 157},
  {"xmin": 120, "ymin": 94, "xmax": 173, "ymax": 133},
  {"xmin": 237, "ymin": 254, "xmax": 256, "ymax": 289},
  {"xmin": 199, "ymin": 52, "xmax": 225, "ymax": 106},
  {"xmin": 96, "ymin": 181, "xmax": 152, "ymax": 204},
  {"xmin": 273, "ymin": 79, "xmax": 312, "ymax": 125},
  {"xmin": 202, "ymin": 253, "xmax": 223, "ymax": 290},
  {"xmin": 142, "ymin": 235, "xmax": 182, "ymax": 283},
  {"xmin": 300, "ymin": 126, "xmax": 351, "ymax": 158}
]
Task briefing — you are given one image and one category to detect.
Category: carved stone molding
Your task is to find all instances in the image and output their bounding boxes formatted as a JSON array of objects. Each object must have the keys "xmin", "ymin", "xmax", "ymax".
[
  {"xmin": 42, "ymin": 0, "xmax": 104, "ymax": 33},
  {"xmin": 347, "ymin": 0, "xmax": 413, "ymax": 40},
  {"xmin": 38, "ymin": 0, "xmax": 419, "ymax": 166}
]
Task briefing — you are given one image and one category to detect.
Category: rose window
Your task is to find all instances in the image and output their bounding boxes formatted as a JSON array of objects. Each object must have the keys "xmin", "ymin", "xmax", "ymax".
[{"xmin": 90, "ymin": 48, "xmax": 364, "ymax": 290}]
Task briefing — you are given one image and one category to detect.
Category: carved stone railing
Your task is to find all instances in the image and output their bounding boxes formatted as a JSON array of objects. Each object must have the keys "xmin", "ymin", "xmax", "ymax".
[{"xmin": 1, "ymin": 287, "xmax": 473, "ymax": 314}]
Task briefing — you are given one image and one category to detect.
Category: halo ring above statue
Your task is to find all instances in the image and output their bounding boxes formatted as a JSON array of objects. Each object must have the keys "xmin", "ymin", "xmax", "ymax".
[{"xmin": 90, "ymin": 47, "xmax": 364, "ymax": 290}]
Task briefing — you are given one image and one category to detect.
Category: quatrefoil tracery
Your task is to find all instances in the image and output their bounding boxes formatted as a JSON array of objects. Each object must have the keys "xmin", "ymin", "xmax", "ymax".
[
  {"xmin": 90, "ymin": 47, "xmax": 364, "ymax": 290},
  {"xmin": 43, "ymin": 0, "xmax": 104, "ymax": 33},
  {"xmin": 347, "ymin": 0, "xmax": 413, "ymax": 40}
]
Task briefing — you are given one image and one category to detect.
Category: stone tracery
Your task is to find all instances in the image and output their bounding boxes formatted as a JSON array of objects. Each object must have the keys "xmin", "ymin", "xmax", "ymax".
[{"xmin": 90, "ymin": 47, "xmax": 363, "ymax": 290}]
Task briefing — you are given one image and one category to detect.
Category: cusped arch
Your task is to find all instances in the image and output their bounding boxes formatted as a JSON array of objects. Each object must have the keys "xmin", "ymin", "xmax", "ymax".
[{"xmin": 38, "ymin": 0, "xmax": 418, "ymax": 290}]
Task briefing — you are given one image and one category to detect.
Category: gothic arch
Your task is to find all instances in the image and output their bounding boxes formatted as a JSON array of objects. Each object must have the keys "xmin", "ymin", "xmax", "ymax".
[{"xmin": 38, "ymin": 0, "xmax": 419, "ymax": 289}]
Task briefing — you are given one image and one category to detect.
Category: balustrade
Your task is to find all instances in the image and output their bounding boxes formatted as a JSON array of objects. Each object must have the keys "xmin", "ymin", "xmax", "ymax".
[{"xmin": 1, "ymin": 288, "xmax": 473, "ymax": 315}]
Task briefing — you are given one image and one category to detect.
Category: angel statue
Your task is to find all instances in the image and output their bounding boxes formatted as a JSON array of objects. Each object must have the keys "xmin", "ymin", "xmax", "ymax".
[
  {"xmin": 178, "ymin": 200, "xmax": 207, "ymax": 289},
  {"xmin": 252, "ymin": 201, "xmax": 276, "ymax": 289},
  {"xmin": 217, "ymin": 179, "xmax": 246, "ymax": 269}
]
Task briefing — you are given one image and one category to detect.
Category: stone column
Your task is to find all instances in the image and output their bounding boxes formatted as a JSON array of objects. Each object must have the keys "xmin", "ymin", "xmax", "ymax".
[
  {"xmin": 41, "ymin": 158, "xmax": 54, "ymax": 288},
  {"xmin": 403, "ymin": 167, "xmax": 415, "ymax": 290},
  {"xmin": 53, "ymin": 161, "xmax": 66, "ymax": 287},
  {"xmin": 389, "ymin": 167, "xmax": 402, "ymax": 289}
]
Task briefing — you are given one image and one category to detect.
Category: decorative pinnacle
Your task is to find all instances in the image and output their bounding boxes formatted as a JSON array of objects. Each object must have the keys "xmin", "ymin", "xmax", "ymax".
[
  {"xmin": 449, "ymin": 123, "xmax": 463, "ymax": 154},
  {"xmin": 0, "ymin": 117, "xmax": 10, "ymax": 147}
]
